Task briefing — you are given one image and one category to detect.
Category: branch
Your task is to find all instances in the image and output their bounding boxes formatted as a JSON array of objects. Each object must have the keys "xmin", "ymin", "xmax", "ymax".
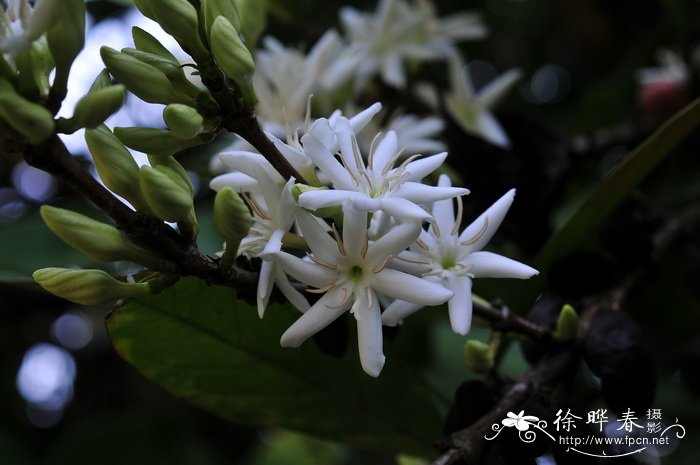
[
  {"xmin": 432, "ymin": 351, "xmax": 576, "ymax": 465},
  {"xmin": 23, "ymin": 135, "xmax": 258, "ymax": 287},
  {"xmin": 472, "ymin": 300, "xmax": 550, "ymax": 340}
]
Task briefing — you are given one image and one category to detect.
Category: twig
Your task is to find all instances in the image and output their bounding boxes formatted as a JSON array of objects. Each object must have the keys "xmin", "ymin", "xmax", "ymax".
[
  {"xmin": 472, "ymin": 300, "xmax": 550, "ymax": 340},
  {"xmin": 432, "ymin": 351, "xmax": 575, "ymax": 465}
]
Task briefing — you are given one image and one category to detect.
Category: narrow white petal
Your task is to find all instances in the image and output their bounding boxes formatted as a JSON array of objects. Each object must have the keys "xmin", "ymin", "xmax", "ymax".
[
  {"xmin": 476, "ymin": 112, "xmax": 511, "ymax": 148},
  {"xmin": 394, "ymin": 183, "xmax": 468, "ymax": 204},
  {"xmin": 270, "ymin": 251, "xmax": 336, "ymax": 288},
  {"xmin": 355, "ymin": 290, "xmax": 385, "ymax": 377},
  {"xmin": 466, "ymin": 251, "xmax": 538, "ymax": 279},
  {"xmin": 301, "ymin": 132, "xmax": 354, "ymax": 189},
  {"xmin": 432, "ymin": 175, "xmax": 456, "ymax": 233},
  {"xmin": 368, "ymin": 222, "xmax": 421, "ymax": 266},
  {"xmin": 459, "ymin": 189, "xmax": 515, "ymax": 252},
  {"xmin": 342, "ymin": 204, "xmax": 368, "ymax": 259},
  {"xmin": 26, "ymin": 0, "xmax": 59, "ymax": 41},
  {"xmin": 446, "ymin": 274, "xmax": 473, "ymax": 335},
  {"xmin": 280, "ymin": 286, "xmax": 351, "ymax": 347},
  {"xmin": 379, "ymin": 197, "xmax": 432, "ymax": 222},
  {"xmin": 299, "ymin": 189, "xmax": 358, "ymax": 210},
  {"xmin": 274, "ymin": 267, "xmax": 310, "ymax": 313},
  {"xmin": 381, "ymin": 52, "xmax": 406, "ymax": 88},
  {"xmin": 348, "ymin": 102, "xmax": 382, "ymax": 134},
  {"xmin": 307, "ymin": 118, "xmax": 338, "ymax": 152},
  {"xmin": 371, "ymin": 130, "xmax": 398, "ymax": 173},
  {"xmin": 477, "ymin": 68, "xmax": 522, "ymax": 110},
  {"xmin": 261, "ymin": 229, "xmax": 285, "ymax": 257},
  {"xmin": 295, "ymin": 210, "xmax": 339, "ymax": 263},
  {"xmin": 372, "ymin": 269, "xmax": 453, "ymax": 305},
  {"xmin": 349, "ymin": 195, "xmax": 381, "ymax": 213},
  {"xmin": 209, "ymin": 172, "xmax": 259, "ymax": 193},
  {"xmin": 402, "ymin": 152, "xmax": 448, "ymax": 181},
  {"xmin": 257, "ymin": 260, "xmax": 275, "ymax": 318},
  {"xmin": 381, "ymin": 299, "xmax": 423, "ymax": 326}
]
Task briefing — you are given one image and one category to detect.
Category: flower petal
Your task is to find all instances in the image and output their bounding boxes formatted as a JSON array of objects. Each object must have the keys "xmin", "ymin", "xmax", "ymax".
[
  {"xmin": 459, "ymin": 189, "xmax": 515, "ymax": 252},
  {"xmin": 280, "ymin": 286, "xmax": 352, "ymax": 347},
  {"xmin": 368, "ymin": 221, "xmax": 421, "ymax": 267},
  {"xmin": 270, "ymin": 251, "xmax": 336, "ymax": 288},
  {"xmin": 394, "ymin": 182, "xmax": 468, "ymax": 204},
  {"xmin": 348, "ymin": 102, "xmax": 382, "ymax": 134},
  {"xmin": 431, "ymin": 174, "xmax": 456, "ymax": 233},
  {"xmin": 257, "ymin": 260, "xmax": 275, "ymax": 318},
  {"xmin": 301, "ymin": 131, "xmax": 354, "ymax": 189},
  {"xmin": 209, "ymin": 172, "xmax": 259, "ymax": 193},
  {"xmin": 274, "ymin": 266, "xmax": 310, "ymax": 313},
  {"xmin": 355, "ymin": 289, "xmax": 385, "ymax": 377},
  {"xmin": 379, "ymin": 197, "xmax": 432, "ymax": 222},
  {"xmin": 381, "ymin": 299, "xmax": 423, "ymax": 326},
  {"xmin": 342, "ymin": 204, "xmax": 368, "ymax": 259},
  {"xmin": 402, "ymin": 152, "xmax": 448, "ymax": 181},
  {"xmin": 371, "ymin": 130, "xmax": 398, "ymax": 173},
  {"xmin": 466, "ymin": 251, "xmax": 538, "ymax": 279},
  {"xmin": 446, "ymin": 274, "xmax": 473, "ymax": 335},
  {"xmin": 373, "ymin": 269, "xmax": 453, "ymax": 305}
]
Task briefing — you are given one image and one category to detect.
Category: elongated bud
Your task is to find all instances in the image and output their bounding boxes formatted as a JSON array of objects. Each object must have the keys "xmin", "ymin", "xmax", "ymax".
[
  {"xmin": 120, "ymin": 48, "xmax": 202, "ymax": 99},
  {"xmin": 464, "ymin": 340, "xmax": 494, "ymax": 374},
  {"xmin": 40, "ymin": 206, "xmax": 171, "ymax": 270},
  {"xmin": 89, "ymin": 69, "xmax": 113, "ymax": 92},
  {"xmin": 27, "ymin": 38, "xmax": 54, "ymax": 97},
  {"xmin": 132, "ymin": 26, "xmax": 179, "ymax": 63},
  {"xmin": 139, "ymin": 165, "xmax": 194, "ymax": 223},
  {"xmin": 209, "ymin": 16, "xmax": 256, "ymax": 106},
  {"xmin": 33, "ymin": 268, "xmax": 152, "ymax": 306},
  {"xmin": 73, "ymin": 85, "xmax": 125, "ymax": 129},
  {"xmin": 26, "ymin": 0, "xmax": 61, "ymax": 42},
  {"xmin": 134, "ymin": 0, "xmax": 209, "ymax": 60},
  {"xmin": 100, "ymin": 46, "xmax": 189, "ymax": 105},
  {"xmin": 114, "ymin": 127, "xmax": 205, "ymax": 156},
  {"xmin": 201, "ymin": 0, "xmax": 241, "ymax": 38},
  {"xmin": 292, "ymin": 183, "xmax": 341, "ymax": 219},
  {"xmin": 85, "ymin": 125, "xmax": 146, "ymax": 211},
  {"xmin": 46, "ymin": 0, "xmax": 85, "ymax": 104},
  {"xmin": 147, "ymin": 154, "xmax": 194, "ymax": 196},
  {"xmin": 214, "ymin": 187, "xmax": 251, "ymax": 255},
  {"xmin": 0, "ymin": 78, "xmax": 54, "ymax": 144},
  {"xmin": 163, "ymin": 104, "xmax": 204, "ymax": 139},
  {"xmin": 553, "ymin": 304, "xmax": 579, "ymax": 342},
  {"xmin": 235, "ymin": 0, "xmax": 267, "ymax": 48}
]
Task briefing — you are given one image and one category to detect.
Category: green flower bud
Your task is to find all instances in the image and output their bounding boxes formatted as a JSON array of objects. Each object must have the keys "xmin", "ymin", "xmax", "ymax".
[
  {"xmin": 0, "ymin": 78, "xmax": 54, "ymax": 144},
  {"xmin": 40, "ymin": 206, "xmax": 171, "ymax": 270},
  {"xmin": 139, "ymin": 165, "xmax": 194, "ymax": 223},
  {"xmin": 209, "ymin": 16, "xmax": 256, "ymax": 105},
  {"xmin": 135, "ymin": 0, "xmax": 209, "ymax": 60},
  {"xmin": 114, "ymin": 127, "xmax": 205, "ymax": 156},
  {"xmin": 553, "ymin": 304, "xmax": 579, "ymax": 342},
  {"xmin": 73, "ymin": 85, "xmax": 125, "ymax": 129},
  {"xmin": 464, "ymin": 339, "xmax": 494, "ymax": 374},
  {"xmin": 292, "ymin": 183, "xmax": 341, "ymax": 220},
  {"xmin": 33, "ymin": 268, "xmax": 152, "ymax": 306},
  {"xmin": 89, "ymin": 69, "xmax": 113, "ymax": 92},
  {"xmin": 25, "ymin": 38, "xmax": 54, "ymax": 97},
  {"xmin": 214, "ymin": 186, "xmax": 251, "ymax": 246},
  {"xmin": 120, "ymin": 48, "xmax": 202, "ymax": 100},
  {"xmin": 100, "ymin": 46, "xmax": 189, "ymax": 105},
  {"xmin": 201, "ymin": 0, "xmax": 241, "ymax": 38},
  {"xmin": 46, "ymin": 0, "xmax": 85, "ymax": 103},
  {"xmin": 163, "ymin": 104, "xmax": 204, "ymax": 139},
  {"xmin": 132, "ymin": 26, "xmax": 179, "ymax": 63},
  {"xmin": 85, "ymin": 125, "xmax": 146, "ymax": 211},
  {"xmin": 147, "ymin": 154, "xmax": 194, "ymax": 196},
  {"xmin": 234, "ymin": 0, "xmax": 267, "ymax": 48}
]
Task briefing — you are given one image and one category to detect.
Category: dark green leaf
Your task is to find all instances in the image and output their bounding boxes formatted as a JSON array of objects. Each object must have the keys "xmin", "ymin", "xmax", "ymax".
[{"xmin": 106, "ymin": 277, "xmax": 442, "ymax": 457}]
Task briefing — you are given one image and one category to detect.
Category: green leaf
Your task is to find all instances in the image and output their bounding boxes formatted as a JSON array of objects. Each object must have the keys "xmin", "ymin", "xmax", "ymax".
[
  {"xmin": 106, "ymin": 277, "xmax": 442, "ymax": 457},
  {"xmin": 511, "ymin": 97, "xmax": 700, "ymax": 310}
]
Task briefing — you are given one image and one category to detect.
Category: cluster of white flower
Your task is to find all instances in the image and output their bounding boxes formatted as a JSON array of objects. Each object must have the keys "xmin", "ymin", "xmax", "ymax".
[
  {"xmin": 234, "ymin": 0, "xmax": 520, "ymax": 157},
  {"xmin": 210, "ymin": 103, "xmax": 538, "ymax": 377}
]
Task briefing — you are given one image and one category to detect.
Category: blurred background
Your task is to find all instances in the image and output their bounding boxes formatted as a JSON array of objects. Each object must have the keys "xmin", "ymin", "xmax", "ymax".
[{"xmin": 1, "ymin": 0, "xmax": 700, "ymax": 464}]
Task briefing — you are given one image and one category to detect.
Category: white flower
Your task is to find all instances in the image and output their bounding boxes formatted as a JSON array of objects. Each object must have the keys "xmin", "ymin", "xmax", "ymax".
[
  {"xmin": 210, "ymin": 152, "xmax": 310, "ymax": 317},
  {"xmin": 325, "ymin": 0, "xmax": 486, "ymax": 89},
  {"xmin": 270, "ymin": 205, "xmax": 453, "ymax": 376},
  {"xmin": 0, "ymin": 0, "xmax": 58, "ymax": 56},
  {"xmin": 444, "ymin": 54, "xmax": 521, "ymax": 148},
  {"xmin": 356, "ymin": 111, "xmax": 446, "ymax": 157},
  {"xmin": 297, "ymin": 115, "xmax": 467, "ymax": 222},
  {"xmin": 382, "ymin": 175, "xmax": 538, "ymax": 335},
  {"xmin": 253, "ymin": 31, "xmax": 345, "ymax": 137}
]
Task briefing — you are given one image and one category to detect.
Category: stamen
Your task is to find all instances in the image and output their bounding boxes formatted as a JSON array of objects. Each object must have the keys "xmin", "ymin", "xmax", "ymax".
[
  {"xmin": 304, "ymin": 94, "xmax": 314, "ymax": 133},
  {"xmin": 339, "ymin": 154, "xmax": 361, "ymax": 186},
  {"xmin": 396, "ymin": 255, "xmax": 431, "ymax": 265},
  {"xmin": 307, "ymin": 253, "xmax": 338, "ymax": 270},
  {"xmin": 307, "ymin": 280, "xmax": 337, "ymax": 294},
  {"xmin": 325, "ymin": 287, "xmax": 351, "ymax": 309},
  {"xmin": 382, "ymin": 148, "xmax": 409, "ymax": 176},
  {"xmin": 367, "ymin": 131, "xmax": 382, "ymax": 169},
  {"xmin": 331, "ymin": 223, "xmax": 347, "ymax": 256},
  {"xmin": 415, "ymin": 238, "xmax": 430, "ymax": 251},
  {"xmin": 372, "ymin": 256, "xmax": 391, "ymax": 273},
  {"xmin": 360, "ymin": 230, "xmax": 369, "ymax": 258},
  {"xmin": 241, "ymin": 192, "xmax": 270, "ymax": 220},
  {"xmin": 460, "ymin": 216, "xmax": 489, "ymax": 246},
  {"xmin": 451, "ymin": 195, "xmax": 464, "ymax": 236},
  {"xmin": 432, "ymin": 219, "xmax": 441, "ymax": 238},
  {"xmin": 351, "ymin": 136, "xmax": 365, "ymax": 172}
]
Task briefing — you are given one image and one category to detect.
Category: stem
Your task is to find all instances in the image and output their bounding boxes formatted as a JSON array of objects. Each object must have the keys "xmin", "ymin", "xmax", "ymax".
[
  {"xmin": 432, "ymin": 351, "xmax": 576, "ymax": 465},
  {"xmin": 472, "ymin": 299, "xmax": 549, "ymax": 340}
]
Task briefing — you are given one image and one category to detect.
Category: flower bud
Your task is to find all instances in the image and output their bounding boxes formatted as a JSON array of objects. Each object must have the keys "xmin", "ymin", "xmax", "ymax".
[
  {"xmin": 134, "ymin": 0, "xmax": 209, "ymax": 60},
  {"xmin": 85, "ymin": 125, "xmax": 146, "ymax": 211},
  {"xmin": 132, "ymin": 26, "xmax": 179, "ymax": 63},
  {"xmin": 201, "ymin": 0, "xmax": 241, "ymax": 38},
  {"xmin": 163, "ymin": 104, "xmax": 204, "ymax": 139},
  {"xmin": 209, "ymin": 16, "xmax": 256, "ymax": 105},
  {"xmin": 40, "ymin": 205, "xmax": 169, "ymax": 269},
  {"xmin": 46, "ymin": 0, "xmax": 85, "ymax": 102},
  {"xmin": 89, "ymin": 69, "xmax": 113, "ymax": 92},
  {"xmin": 235, "ymin": 0, "xmax": 267, "ymax": 48},
  {"xmin": 120, "ymin": 48, "xmax": 201, "ymax": 99},
  {"xmin": 114, "ymin": 127, "xmax": 204, "ymax": 156},
  {"xmin": 464, "ymin": 339, "xmax": 494, "ymax": 374},
  {"xmin": 147, "ymin": 154, "xmax": 194, "ymax": 196},
  {"xmin": 292, "ymin": 183, "xmax": 341, "ymax": 219},
  {"xmin": 553, "ymin": 304, "xmax": 579, "ymax": 342},
  {"xmin": 33, "ymin": 268, "xmax": 151, "ymax": 306},
  {"xmin": 0, "ymin": 78, "xmax": 54, "ymax": 144},
  {"xmin": 214, "ymin": 186, "xmax": 251, "ymax": 243},
  {"xmin": 100, "ymin": 46, "xmax": 189, "ymax": 105},
  {"xmin": 73, "ymin": 85, "xmax": 125, "ymax": 129},
  {"xmin": 139, "ymin": 165, "xmax": 194, "ymax": 223}
]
